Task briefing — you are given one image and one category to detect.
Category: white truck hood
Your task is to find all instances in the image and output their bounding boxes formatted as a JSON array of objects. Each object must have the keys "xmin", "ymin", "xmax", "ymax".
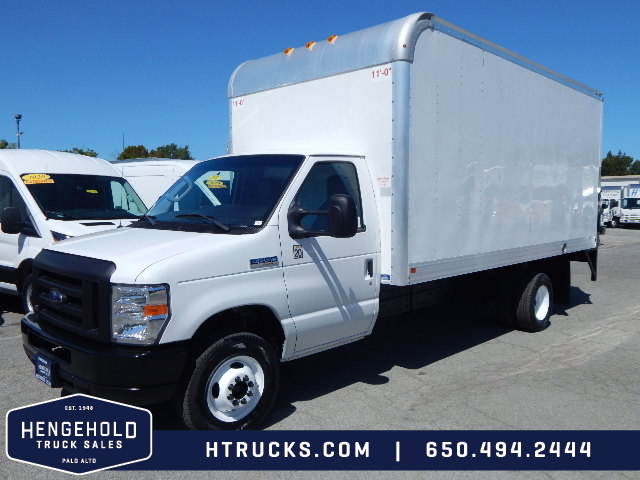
[{"xmin": 45, "ymin": 226, "xmax": 282, "ymax": 284}]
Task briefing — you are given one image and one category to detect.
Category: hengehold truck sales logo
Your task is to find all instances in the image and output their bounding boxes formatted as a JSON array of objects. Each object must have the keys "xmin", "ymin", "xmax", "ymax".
[{"xmin": 5, "ymin": 394, "xmax": 152, "ymax": 475}]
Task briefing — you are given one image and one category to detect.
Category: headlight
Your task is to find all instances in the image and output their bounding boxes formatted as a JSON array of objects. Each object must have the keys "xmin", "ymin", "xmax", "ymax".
[{"xmin": 111, "ymin": 284, "xmax": 170, "ymax": 345}]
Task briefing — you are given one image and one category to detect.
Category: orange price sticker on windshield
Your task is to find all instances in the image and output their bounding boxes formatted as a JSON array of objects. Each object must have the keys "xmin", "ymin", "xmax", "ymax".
[
  {"xmin": 206, "ymin": 175, "xmax": 227, "ymax": 189},
  {"xmin": 22, "ymin": 174, "xmax": 54, "ymax": 185}
]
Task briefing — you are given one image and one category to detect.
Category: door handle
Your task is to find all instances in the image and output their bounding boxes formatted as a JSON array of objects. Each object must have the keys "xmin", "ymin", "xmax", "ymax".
[{"xmin": 365, "ymin": 259, "xmax": 374, "ymax": 279}]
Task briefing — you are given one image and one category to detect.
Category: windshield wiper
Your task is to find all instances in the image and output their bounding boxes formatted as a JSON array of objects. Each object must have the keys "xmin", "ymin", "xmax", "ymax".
[
  {"xmin": 94, "ymin": 213, "xmax": 141, "ymax": 220},
  {"xmin": 140, "ymin": 214, "xmax": 157, "ymax": 225},
  {"xmin": 175, "ymin": 213, "xmax": 230, "ymax": 232},
  {"xmin": 44, "ymin": 210, "xmax": 80, "ymax": 220}
]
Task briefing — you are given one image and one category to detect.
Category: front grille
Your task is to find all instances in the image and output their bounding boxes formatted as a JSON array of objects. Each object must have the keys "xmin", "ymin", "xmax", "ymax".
[{"xmin": 32, "ymin": 250, "xmax": 116, "ymax": 343}]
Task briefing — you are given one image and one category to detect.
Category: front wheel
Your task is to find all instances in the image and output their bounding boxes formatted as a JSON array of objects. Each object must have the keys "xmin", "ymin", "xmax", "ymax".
[
  {"xmin": 610, "ymin": 217, "xmax": 619, "ymax": 228},
  {"xmin": 21, "ymin": 274, "xmax": 34, "ymax": 314},
  {"xmin": 178, "ymin": 333, "xmax": 279, "ymax": 430}
]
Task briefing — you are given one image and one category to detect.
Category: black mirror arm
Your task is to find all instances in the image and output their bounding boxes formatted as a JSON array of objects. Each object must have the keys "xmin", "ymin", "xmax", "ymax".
[{"xmin": 287, "ymin": 205, "xmax": 328, "ymax": 239}]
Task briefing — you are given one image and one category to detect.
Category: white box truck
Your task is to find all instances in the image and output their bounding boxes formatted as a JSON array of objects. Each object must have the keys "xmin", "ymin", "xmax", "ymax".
[
  {"xmin": 110, "ymin": 158, "xmax": 201, "ymax": 207},
  {"xmin": 1, "ymin": 149, "xmax": 147, "ymax": 311},
  {"xmin": 21, "ymin": 13, "xmax": 602, "ymax": 430},
  {"xmin": 600, "ymin": 185, "xmax": 623, "ymax": 227},
  {"xmin": 620, "ymin": 184, "xmax": 640, "ymax": 225}
]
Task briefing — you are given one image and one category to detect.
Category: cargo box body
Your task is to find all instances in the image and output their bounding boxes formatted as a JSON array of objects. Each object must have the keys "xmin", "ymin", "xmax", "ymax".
[{"xmin": 229, "ymin": 13, "xmax": 603, "ymax": 287}]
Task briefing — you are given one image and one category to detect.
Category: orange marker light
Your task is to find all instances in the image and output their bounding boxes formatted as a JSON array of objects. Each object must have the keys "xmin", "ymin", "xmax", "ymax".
[
  {"xmin": 283, "ymin": 47, "xmax": 294, "ymax": 56},
  {"xmin": 305, "ymin": 41, "xmax": 317, "ymax": 50},
  {"xmin": 144, "ymin": 304, "xmax": 168, "ymax": 317},
  {"xmin": 327, "ymin": 34, "xmax": 338, "ymax": 44},
  {"xmin": 410, "ymin": 267, "xmax": 417, "ymax": 274}
]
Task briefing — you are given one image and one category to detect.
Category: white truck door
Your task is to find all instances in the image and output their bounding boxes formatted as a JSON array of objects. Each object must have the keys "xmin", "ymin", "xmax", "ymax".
[
  {"xmin": 278, "ymin": 158, "xmax": 378, "ymax": 354},
  {"xmin": 0, "ymin": 175, "xmax": 32, "ymax": 286}
]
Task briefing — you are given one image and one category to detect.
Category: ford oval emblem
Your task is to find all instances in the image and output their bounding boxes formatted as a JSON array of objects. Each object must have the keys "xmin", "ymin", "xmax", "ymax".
[{"xmin": 48, "ymin": 289, "xmax": 67, "ymax": 305}]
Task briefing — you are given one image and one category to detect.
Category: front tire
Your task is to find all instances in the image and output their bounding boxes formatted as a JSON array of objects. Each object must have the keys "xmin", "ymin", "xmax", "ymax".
[
  {"xmin": 179, "ymin": 333, "xmax": 279, "ymax": 430},
  {"xmin": 21, "ymin": 274, "xmax": 33, "ymax": 314},
  {"xmin": 610, "ymin": 217, "xmax": 619, "ymax": 228}
]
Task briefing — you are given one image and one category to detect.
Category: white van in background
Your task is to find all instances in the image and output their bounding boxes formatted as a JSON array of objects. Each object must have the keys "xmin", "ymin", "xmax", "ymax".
[
  {"xmin": 0, "ymin": 149, "xmax": 147, "ymax": 311},
  {"xmin": 110, "ymin": 158, "xmax": 200, "ymax": 207}
]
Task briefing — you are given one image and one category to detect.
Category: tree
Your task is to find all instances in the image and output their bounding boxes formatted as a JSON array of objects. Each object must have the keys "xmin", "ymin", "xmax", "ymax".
[
  {"xmin": 630, "ymin": 160, "xmax": 640, "ymax": 176},
  {"xmin": 62, "ymin": 147, "xmax": 98, "ymax": 157},
  {"xmin": 149, "ymin": 143, "xmax": 193, "ymax": 160},
  {"xmin": 601, "ymin": 150, "xmax": 634, "ymax": 176},
  {"xmin": 118, "ymin": 145, "xmax": 149, "ymax": 160},
  {"xmin": 117, "ymin": 143, "xmax": 193, "ymax": 160},
  {"xmin": 0, "ymin": 139, "xmax": 16, "ymax": 149}
]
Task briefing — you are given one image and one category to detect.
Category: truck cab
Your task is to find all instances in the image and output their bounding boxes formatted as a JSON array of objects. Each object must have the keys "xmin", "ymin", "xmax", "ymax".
[
  {"xmin": 600, "ymin": 186, "xmax": 623, "ymax": 228},
  {"xmin": 620, "ymin": 185, "xmax": 640, "ymax": 226},
  {"xmin": 22, "ymin": 152, "xmax": 378, "ymax": 428}
]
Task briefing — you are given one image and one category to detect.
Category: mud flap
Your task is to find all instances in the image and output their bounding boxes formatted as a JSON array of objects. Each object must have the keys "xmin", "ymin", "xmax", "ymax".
[{"xmin": 584, "ymin": 248, "xmax": 598, "ymax": 281}]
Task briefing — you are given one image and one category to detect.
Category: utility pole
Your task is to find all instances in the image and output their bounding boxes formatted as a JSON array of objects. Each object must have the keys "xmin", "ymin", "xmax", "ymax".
[{"xmin": 14, "ymin": 114, "xmax": 23, "ymax": 149}]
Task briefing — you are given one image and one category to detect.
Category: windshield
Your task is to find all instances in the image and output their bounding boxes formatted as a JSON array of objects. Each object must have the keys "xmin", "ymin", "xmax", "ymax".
[
  {"xmin": 141, "ymin": 154, "xmax": 304, "ymax": 233},
  {"xmin": 23, "ymin": 174, "xmax": 147, "ymax": 220},
  {"xmin": 622, "ymin": 198, "xmax": 640, "ymax": 209}
]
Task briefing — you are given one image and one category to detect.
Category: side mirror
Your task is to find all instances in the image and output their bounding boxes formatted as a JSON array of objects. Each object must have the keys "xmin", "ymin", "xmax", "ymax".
[
  {"xmin": 1, "ymin": 207, "xmax": 39, "ymax": 237},
  {"xmin": 1, "ymin": 207, "xmax": 25, "ymax": 234},
  {"xmin": 327, "ymin": 194, "xmax": 358, "ymax": 238},
  {"xmin": 288, "ymin": 194, "xmax": 358, "ymax": 239}
]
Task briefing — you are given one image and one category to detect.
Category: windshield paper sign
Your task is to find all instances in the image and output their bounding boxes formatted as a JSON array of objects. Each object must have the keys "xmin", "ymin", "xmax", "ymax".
[
  {"xmin": 22, "ymin": 174, "xmax": 55, "ymax": 185},
  {"xmin": 6, "ymin": 394, "xmax": 152, "ymax": 475}
]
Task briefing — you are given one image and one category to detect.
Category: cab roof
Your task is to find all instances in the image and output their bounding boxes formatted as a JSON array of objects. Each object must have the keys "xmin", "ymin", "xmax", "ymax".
[{"xmin": 0, "ymin": 149, "xmax": 123, "ymax": 177}]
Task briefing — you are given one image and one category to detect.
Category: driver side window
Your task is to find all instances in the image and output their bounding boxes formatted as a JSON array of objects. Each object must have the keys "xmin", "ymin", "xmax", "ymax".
[
  {"xmin": 293, "ymin": 162, "xmax": 364, "ymax": 232},
  {"xmin": 0, "ymin": 176, "xmax": 29, "ymax": 223}
]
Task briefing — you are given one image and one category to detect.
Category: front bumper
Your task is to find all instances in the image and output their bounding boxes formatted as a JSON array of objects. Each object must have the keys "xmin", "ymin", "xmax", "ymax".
[{"xmin": 22, "ymin": 313, "xmax": 189, "ymax": 406}]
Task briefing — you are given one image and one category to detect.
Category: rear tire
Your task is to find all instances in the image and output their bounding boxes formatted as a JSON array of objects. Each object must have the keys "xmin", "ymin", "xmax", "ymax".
[
  {"xmin": 515, "ymin": 273, "xmax": 553, "ymax": 332},
  {"xmin": 178, "ymin": 332, "xmax": 279, "ymax": 430}
]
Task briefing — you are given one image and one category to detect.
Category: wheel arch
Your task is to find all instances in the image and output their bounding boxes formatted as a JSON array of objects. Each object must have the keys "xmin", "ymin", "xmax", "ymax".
[
  {"xmin": 188, "ymin": 304, "xmax": 286, "ymax": 361},
  {"xmin": 534, "ymin": 256, "xmax": 571, "ymax": 306},
  {"xmin": 17, "ymin": 258, "xmax": 33, "ymax": 292},
  {"xmin": 504, "ymin": 256, "xmax": 571, "ymax": 306}
]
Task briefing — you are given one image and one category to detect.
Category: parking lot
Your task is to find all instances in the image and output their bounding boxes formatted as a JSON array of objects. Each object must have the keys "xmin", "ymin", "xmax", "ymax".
[{"xmin": 1, "ymin": 228, "xmax": 639, "ymax": 479}]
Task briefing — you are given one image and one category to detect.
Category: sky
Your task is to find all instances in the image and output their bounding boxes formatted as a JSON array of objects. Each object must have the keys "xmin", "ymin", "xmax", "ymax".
[{"xmin": 1, "ymin": 0, "xmax": 639, "ymax": 161}]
